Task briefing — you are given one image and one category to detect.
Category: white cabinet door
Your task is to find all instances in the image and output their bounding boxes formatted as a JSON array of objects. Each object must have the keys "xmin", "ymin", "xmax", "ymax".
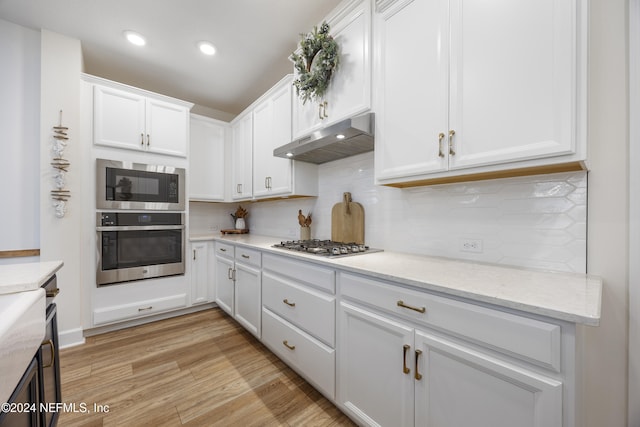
[
  {"xmin": 253, "ymin": 80, "xmax": 293, "ymax": 198},
  {"xmin": 292, "ymin": 0, "xmax": 371, "ymax": 139},
  {"xmin": 337, "ymin": 301, "xmax": 414, "ymax": 427},
  {"xmin": 234, "ymin": 261, "xmax": 262, "ymax": 338},
  {"xmin": 145, "ymin": 98, "xmax": 189, "ymax": 157},
  {"xmin": 374, "ymin": 0, "xmax": 449, "ymax": 180},
  {"xmin": 414, "ymin": 330, "xmax": 563, "ymax": 427},
  {"xmin": 94, "ymin": 84, "xmax": 189, "ymax": 157},
  {"xmin": 214, "ymin": 255, "xmax": 235, "ymax": 316},
  {"xmin": 231, "ymin": 112, "xmax": 253, "ymax": 200},
  {"xmin": 374, "ymin": 0, "xmax": 582, "ymax": 185},
  {"xmin": 190, "ymin": 241, "xmax": 209, "ymax": 305},
  {"xmin": 189, "ymin": 114, "xmax": 226, "ymax": 201},
  {"xmin": 447, "ymin": 0, "xmax": 575, "ymax": 170},
  {"xmin": 94, "ymin": 85, "xmax": 146, "ymax": 151}
]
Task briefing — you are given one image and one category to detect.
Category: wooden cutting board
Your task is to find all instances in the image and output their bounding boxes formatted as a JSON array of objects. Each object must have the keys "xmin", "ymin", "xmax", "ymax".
[{"xmin": 331, "ymin": 192, "xmax": 365, "ymax": 244}]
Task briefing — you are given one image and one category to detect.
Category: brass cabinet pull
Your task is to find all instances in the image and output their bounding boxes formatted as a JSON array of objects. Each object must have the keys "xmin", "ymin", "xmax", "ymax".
[
  {"xmin": 438, "ymin": 132, "xmax": 445, "ymax": 158},
  {"xmin": 283, "ymin": 340, "xmax": 296, "ymax": 350},
  {"xmin": 415, "ymin": 349, "xmax": 423, "ymax": 380},
  {"xmin": 241, "ymin": 254, "xmax": 250, "ymax": 259},
  {"xmin": 265, "ymin": 177, "xmax": 269, "ymax": 189},
  {"xmin": 41, "ymin": 339, "xmax": 55, "ymax": 368},
  {"xmin": 46, "ymin": 288, "xmax": 60, "ymax": 298},
  {"xmin": 397, "ymin": 300, "xmax": 426, "ymax": 314},
  {"xmin": 283, "ymin": 298, "xmax": 296, "ymax": 307},
  {"xmin": 402, "ymin": 344, "xmax": 410, "ymax": 374},
  {"xmin": 228, "ymin": 267, "xmax": 235, "ymax": 280},
  {"xmin": 140, "ymin": 133, "xmax": 144, "ymax": 146},
  {"xmin": 323, "ymin": 101, "xmax": 329, "ymax": 118},
  {"xmin": 138, "ymin": 306, "xmax": 153, "ymax": 312},
  {"xmin": 146, "ymin": 134, "xmax": 150, "ymax": 147},
  {"xmin": 448, "ymin": 129, "xmax": 456, "ymax": 155},
  {"xmin": 193, "ymin": 249, "xmax": 196, "ymax": 260},
  {"xmin": 219, "ymin": 248, "xmax": 227, "ymax": 252},
  {"xmin": 236, "ymin": 183, "xmax": 242, "ymax": 194},
  {"xmin": 318, "ymin": 103, "xmax": 324, "ymax": 120}
]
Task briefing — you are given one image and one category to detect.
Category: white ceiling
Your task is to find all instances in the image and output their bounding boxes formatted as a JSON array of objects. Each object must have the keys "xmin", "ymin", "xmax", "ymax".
[{"xmin": 0, "ymin": 0, "xmax": 343, "ymax": 117}]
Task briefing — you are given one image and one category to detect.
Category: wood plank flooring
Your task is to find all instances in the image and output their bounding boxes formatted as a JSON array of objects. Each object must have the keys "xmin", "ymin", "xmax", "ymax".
[{"xmin": 59, "ymin": 308, "xmax": 355, "ymax": 426}]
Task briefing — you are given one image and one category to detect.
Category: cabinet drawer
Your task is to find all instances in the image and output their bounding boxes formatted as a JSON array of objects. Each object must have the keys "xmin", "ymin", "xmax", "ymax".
[
  {"xmin": 339, "ymin": 273, "xmax": 561, "ymax": 371},
  {"xmin": 93, "ymin": 294, "xmax": 187, "ymax": 325},
  {"xmin": 235, "ymin": 247, "xmax": 261, "ymax": 268},
  {"xmin": 262, "ymin": 308, "xmax": 335, "ymax": 399},
  {"xmin": 214, "ymin": 241, "xmax": 235, "ymax": 259},
  {"xmin": 263, "ymin": 254, "xmax": 335, "ymax": 293},
  {"xmin": 263, "ymin": 271, "xmax": 335, "ymax": 347}
]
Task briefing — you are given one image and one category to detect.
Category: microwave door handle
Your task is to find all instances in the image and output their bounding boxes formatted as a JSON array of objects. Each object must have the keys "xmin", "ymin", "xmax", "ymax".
[{"xmin": 96, "ymin": 225, "xmax": 185, "ymax": 232}]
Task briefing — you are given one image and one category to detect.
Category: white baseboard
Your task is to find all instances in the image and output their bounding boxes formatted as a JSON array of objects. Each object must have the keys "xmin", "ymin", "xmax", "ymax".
[{"xmin": 58, "ymin": 327, "xmax": 85, "ymax": 349}]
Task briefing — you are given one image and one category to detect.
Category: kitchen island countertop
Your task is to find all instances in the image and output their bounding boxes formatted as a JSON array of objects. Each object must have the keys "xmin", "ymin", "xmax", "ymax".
[
  {"xmin": 191, "ymin": 233, "xmax": 602, "ymax": 326},
  {"xmin": 0, "ymin": 260, "xmax": 64, "ymax": 295}
]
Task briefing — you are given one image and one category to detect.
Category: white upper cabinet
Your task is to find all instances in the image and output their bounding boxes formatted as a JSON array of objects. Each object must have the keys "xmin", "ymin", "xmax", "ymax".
[
  {"xmin": 93, "ymin": 83, "xmax": 191, "ymax": 157},
  {"xmin": 292, "ymin": 0, "xmax": 372, "ymax": 139},
  {"xmin": 189, "ymin": 114, "xmax": 227, "ymax": 201},
  {"xmin": 374, "ymin": 0, "xmax": 587, "ymax": 186},
  {"xmin": 230, "ymin": 111, "xmax": 253, "ymax": 201},
  {"xmin": 231, "ymin": 75, "xmax": 318, "ymax": 201},
  {"xmin": 253, "ymin": 77, "xmax": 294, "ymax": 198}
]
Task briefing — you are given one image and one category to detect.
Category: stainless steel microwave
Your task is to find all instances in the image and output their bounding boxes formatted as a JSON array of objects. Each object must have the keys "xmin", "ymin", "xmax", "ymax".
[{"xmin": 96, "ymin": 159, "xmax": 185, "ymax": 210}]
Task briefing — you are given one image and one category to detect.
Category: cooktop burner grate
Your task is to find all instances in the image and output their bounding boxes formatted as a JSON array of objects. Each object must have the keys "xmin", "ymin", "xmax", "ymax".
[{"xmin": 272, "ymin": 239, "xmax": 382, "ymax": 257}]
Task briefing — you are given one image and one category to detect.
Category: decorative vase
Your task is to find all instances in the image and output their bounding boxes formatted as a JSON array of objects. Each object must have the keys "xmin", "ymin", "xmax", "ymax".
[
  {"xmin": 235, "ymin": 218, "xmax": 246, "ymax": 230},
  {"xmin": 300, "ymin": 226, "xmax": 311, "ymax": 240}
]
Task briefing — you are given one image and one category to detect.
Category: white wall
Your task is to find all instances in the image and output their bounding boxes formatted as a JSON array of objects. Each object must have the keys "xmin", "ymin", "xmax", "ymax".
[
  {"xmin": 0, "ymin": 19, "xmax": 40, "ymax": 263},
  {"xmin": 583, "ymin": 0, "xmax": 629, "ymax": 426},
  {"xmin": 39, "ymin": 30, "xmax": 85, "ymax": 347}
]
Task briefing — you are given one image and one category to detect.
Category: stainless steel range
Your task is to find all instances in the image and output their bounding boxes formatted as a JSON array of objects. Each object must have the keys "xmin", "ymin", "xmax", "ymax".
[{"xmin": 273, "ymin": 239, "xmax": 382, "ymax": 258}]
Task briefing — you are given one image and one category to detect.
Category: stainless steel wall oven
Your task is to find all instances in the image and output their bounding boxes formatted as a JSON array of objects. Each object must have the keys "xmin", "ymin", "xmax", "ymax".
[
  {"xmin": 96, "ymin": 212, "xmax": 185, "ymax": 286},
  {"xmin": 96, "ymin": 159, "xmax": 185, "ymax": 211}
]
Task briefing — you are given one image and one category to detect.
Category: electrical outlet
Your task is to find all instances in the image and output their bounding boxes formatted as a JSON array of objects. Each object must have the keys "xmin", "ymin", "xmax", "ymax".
[{"xmin": 460, "ymin": 238, "xmax": 483, "ymax": 253}]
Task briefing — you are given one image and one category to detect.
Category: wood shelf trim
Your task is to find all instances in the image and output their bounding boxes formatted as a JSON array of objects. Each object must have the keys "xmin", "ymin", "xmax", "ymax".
[
  {"xmin": 0, "ymin": 249, "xmax": 41, "ymax": 258},
  {"xmin": 382, "ymin": 162, "xmax": 587, "ymax": 188}
]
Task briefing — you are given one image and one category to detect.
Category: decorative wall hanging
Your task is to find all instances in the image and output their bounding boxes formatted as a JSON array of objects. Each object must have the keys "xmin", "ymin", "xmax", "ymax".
[
  {"xmin": 290, "ymin": 21, "xmax": 339, "ymax": 104},
  {"xmin": 50, "ymin": 110, "xmax": 70, "ymax": 218}
]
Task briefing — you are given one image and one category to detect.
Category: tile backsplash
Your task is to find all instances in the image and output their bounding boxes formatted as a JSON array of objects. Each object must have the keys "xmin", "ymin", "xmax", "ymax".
[{"xmin": 190, "ymin": 152, "xmax": 587, "ymax": 273}]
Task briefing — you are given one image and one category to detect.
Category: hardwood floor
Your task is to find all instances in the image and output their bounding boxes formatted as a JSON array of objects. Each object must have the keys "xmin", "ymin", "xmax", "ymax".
[{"xmin": 59, "ymin": 308, "xmax": 355, "ymax": 426}]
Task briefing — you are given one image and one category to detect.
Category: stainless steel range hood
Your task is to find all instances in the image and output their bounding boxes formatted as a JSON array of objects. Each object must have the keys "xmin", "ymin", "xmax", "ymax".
[{"xmin": 273, "ymin": 112, "xmax": 374, "ymax": 164}]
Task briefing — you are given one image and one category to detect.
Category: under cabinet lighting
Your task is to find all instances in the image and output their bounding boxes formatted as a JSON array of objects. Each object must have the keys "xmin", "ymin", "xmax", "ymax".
[
  {"xmin": 336, "ymin": 134, "xmax": 346, "ymax": 140},
  {"xmin": 198, "ymin": 41, "xmax": 216, "ymax": 56},
  {"xmin": 286, "ymin": 152, "xmax": 293, "ymax": 157},
  {"xmin": 124, "ymin": 31, "xmax": 146, "ymax": 46}
]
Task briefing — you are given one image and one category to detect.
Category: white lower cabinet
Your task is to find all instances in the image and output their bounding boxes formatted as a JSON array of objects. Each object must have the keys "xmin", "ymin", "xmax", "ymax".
[
  {"xmin": 260, "ymin": 253, "xmax": 336, "ymax": 399},
  {"xmin": 214, "ymin": 242, "xmax": 262, "ymax": 338},
  {"xmin": 93, "ymin": 293, "xmax": 188, "ymax": 326},
  {"xmin": 190, "ymin": 241, "xmax": 212, "ymax": 305},
  {"xmin": 337, "ymin": 272, "xmax": 565, "ymax": 427}
]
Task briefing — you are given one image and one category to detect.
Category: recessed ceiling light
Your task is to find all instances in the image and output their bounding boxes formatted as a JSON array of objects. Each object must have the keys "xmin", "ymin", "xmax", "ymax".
[
  {"xmin": 198, "ymin": 41, "xmax": 216, "ymax": 56},
  {"xmin": 124, "ymin": 30, "xmax": 146, "ymax": 47}
]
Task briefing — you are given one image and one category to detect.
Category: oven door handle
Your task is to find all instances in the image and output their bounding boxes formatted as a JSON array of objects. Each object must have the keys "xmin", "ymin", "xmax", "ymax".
[{"xmin": 96, "ymin": 225, "xmax": 185, "ymax": 232}]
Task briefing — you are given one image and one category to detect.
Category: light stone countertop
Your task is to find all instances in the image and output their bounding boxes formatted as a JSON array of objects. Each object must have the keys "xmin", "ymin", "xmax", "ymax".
[
  {"xmin": 0, "ymin": 260, "xmax": 64, "ymax": 295},
  {"xmin": 190, "ymin": 233, "xmax": 602, "ymax": 326}
]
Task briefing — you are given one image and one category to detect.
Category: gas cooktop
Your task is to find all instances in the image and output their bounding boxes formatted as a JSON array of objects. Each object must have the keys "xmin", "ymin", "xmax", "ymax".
[{"xmin": 272, "ymin": 239, "xmax": 382, "ymax": 258}]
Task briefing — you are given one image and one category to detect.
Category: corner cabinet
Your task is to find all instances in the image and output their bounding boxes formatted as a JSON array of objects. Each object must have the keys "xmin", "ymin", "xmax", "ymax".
[
  {"xmin": 292, "ymin": 0, "xmax": 372, "ymax": 139},
  {"xmin": 92, "ymin": 81, "xmax": 192, "ymax": 157},
  {"xmin": 189, "ymin": 114, "xmax": 227, "ymax": 201},
  {"xmin": 373, "ymin": 0, "xmax": 587, "ymax": 187},
  {"xmin": 231, "ymin": 75, "xmax": 318, "ymax": 201},
  {"xmin": 190, "ymin": 240, "xmax": 213, "ymax": 305},
  {"xmin": 230, "ymin": 112, "xmax": 254, "ymax": 201}
]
